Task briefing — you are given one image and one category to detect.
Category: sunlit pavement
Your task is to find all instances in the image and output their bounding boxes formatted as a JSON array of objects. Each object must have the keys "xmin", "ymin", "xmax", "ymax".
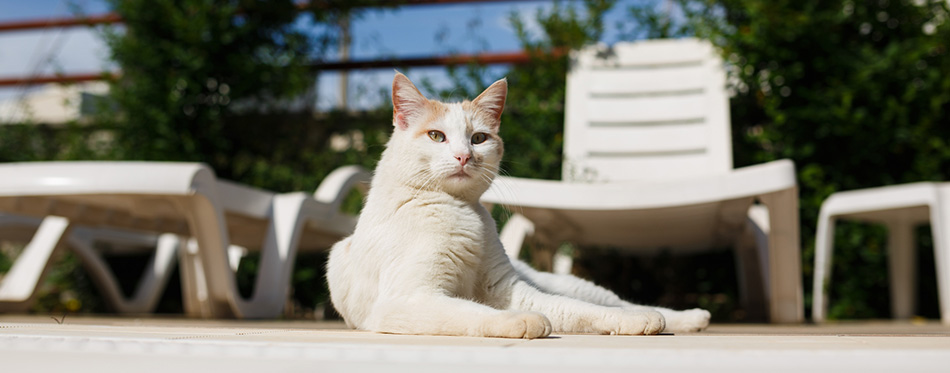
[{"xmin": 1, "ymin": 315, "xmax": 949, "ymax": 372}]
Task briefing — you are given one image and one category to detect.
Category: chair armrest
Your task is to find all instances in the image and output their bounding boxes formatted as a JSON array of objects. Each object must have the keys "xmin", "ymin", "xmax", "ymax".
[
  {"xmin": 483, "ymin": 159, "xmax": 797, "ymax": 210},
  {"xmin": 313, "ymin": 165, "xmax": 372, "ymax": 212}
]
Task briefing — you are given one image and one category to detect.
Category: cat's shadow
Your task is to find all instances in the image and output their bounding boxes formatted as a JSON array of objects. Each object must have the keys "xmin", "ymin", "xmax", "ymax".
[{"xmin": 538, "ymin": 332, "xmax": 675, "ymax": 339}]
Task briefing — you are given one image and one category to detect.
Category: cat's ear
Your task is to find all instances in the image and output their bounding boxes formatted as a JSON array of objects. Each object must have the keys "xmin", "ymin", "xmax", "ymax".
[
  {"xmin": 472, "ymin": 78, "xmax": 508, "ymax": 129},
  {"xmin": 392, "ymin": 72, "xmax": 428, "ymax": 130}
]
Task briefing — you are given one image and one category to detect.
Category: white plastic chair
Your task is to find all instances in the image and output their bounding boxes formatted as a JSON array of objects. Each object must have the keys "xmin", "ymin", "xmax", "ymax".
[
  {"xmin": 0, "ymin": 161, "xmax": 369, "ymax": 318},
  {"xmin": 812, "ymin": 182, "xmax": 950, "ymax": 325},
  {"xmin": 0, "ymin": 214, "xmax": 72, "ymax": 312},
  {"xmin": 0, "ymin": 213, "xmax": 262, "ymax": 314},
  {"xmin": 69, "ymin": 228, "xmax": 181, "ymax": 314},
  {"xmin": 482, "ymin": 38, "xmax": 803, "ymax": 323}
]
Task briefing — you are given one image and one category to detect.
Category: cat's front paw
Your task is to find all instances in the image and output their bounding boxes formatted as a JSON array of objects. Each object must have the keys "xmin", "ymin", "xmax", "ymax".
[
  {"xmin": 662, "ymin": 308, "xmax": 711, "ymax": 332},
  {"xmin": 607, "ymin": 310, "xmax": 665, "ymax": 335},
  {"xmin": 485, "ymin": 312, "xmax": 552, "ymax": 339}
]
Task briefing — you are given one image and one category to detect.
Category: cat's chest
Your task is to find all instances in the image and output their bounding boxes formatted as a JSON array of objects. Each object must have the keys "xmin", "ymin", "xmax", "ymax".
[
  {"xmin": 421, "ymin": 203, "xmax": 490, "ymax": 297},
  {"xmin": 397, "ymin": 198, "xmax": 491, "ymax": 261},
  {"xmin": 371, "ymin": 192, "xmax": 497, "ymax": 297},
  {"xmin": 416, "ymin": 201, "xmax": 486, "ymax": 244}
]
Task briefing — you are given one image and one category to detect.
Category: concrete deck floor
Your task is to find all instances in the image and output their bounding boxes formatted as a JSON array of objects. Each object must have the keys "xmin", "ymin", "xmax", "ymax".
[{"xmin": 2, "ymin": 315, "xmax": 949, "ymax": 372}]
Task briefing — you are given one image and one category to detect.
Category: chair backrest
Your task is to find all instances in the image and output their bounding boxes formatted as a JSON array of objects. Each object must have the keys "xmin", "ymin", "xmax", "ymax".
[{"xmin": 562, "ymin": 38, "xmax": 733, "ymax": 182}]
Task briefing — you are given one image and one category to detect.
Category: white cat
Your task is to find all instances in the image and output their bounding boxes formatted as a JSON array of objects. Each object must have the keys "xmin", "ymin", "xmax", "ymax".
[{"xmin": 326, "ymin": 72, "xmax": 710, "ymax": 338}]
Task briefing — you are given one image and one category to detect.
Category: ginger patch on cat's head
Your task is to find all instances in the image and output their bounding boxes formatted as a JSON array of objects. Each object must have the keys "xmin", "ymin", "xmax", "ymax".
[
  {"xmin": 392, "ymin": 72, "xmax": 448, "ymax": 131},
  {"xmin": 465, "ymin": 78, "xmax": 507, "ymax": 131},
  {"xmin": 393, "ymin": 72, "xmax": 507, "ymax": 133}
]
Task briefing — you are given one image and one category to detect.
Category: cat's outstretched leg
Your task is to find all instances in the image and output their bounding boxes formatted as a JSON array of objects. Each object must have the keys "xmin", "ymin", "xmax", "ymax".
[
  {"xmin": 644, "ymin": 307, "xmax": 710, "ymax": 332},
  {"xmin": 490, "ymin": 261, "xmax": 663, "ymax": 335},
  {"xmin": 511, "ymin": 260, "xmax": 628, "ymax": 306},
  {"xmin": 501, "ymin": 279, "xmax": 665, "ymax": 335},
  {"xmin": 511, "ymin": 260, "xmax": 710, "ymax": 332},
  {"xmin": 363, "ymin": 294, "xmax": 552, "ymax": 339}
]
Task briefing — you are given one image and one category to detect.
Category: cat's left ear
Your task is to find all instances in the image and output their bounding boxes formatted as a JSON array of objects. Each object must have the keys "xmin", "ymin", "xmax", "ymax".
[{"xmin": 472, "ymin": 78, "xmax": 508, "ymax": 130}]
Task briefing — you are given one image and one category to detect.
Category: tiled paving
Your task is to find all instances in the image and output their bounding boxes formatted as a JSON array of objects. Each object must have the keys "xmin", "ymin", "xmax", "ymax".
[{"xmin": 1, "ymin": 315, "xmax": 948, "ymax": 372}]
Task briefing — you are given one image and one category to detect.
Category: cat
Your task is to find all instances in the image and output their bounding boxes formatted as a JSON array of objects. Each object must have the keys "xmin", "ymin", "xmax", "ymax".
[{"xmin": 326, "ymin": 72, "xmax": 711, "ymax": 339}]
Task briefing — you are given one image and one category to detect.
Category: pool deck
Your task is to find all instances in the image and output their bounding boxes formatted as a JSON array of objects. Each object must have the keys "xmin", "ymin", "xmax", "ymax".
[{"xmin": 2, "ymin": 315, "xmax": 949, "ymax": 372}]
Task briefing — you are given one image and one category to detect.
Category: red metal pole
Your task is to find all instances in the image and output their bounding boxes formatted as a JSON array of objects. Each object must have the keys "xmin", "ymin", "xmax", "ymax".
[
  {"xmin": 0, "ymin": 48, "xmax": 567, "ymax": 87},
  {"xmin": 0, "ymin": 0, "xmax": 540, "ymax": 33},
  {"xmin": 0, "ymin": 73, "xmax": 116, "ymax": 87},
  {"xmin": 315, "ymin": 48, "xmax": 566, "ymax": 70},
  {"xmin": 0, "ymin": 13, "xmax": 122, "ymax": 32}
]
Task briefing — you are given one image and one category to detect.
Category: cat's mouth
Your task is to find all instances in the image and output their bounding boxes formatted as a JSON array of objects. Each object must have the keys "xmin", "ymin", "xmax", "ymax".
[{"xmin": 447, "ymin": 165, "xmax": 474, "ymax": 180}]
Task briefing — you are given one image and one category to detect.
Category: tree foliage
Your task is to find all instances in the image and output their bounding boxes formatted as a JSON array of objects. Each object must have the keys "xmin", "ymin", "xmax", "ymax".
[
  {"xmin": 627, "ymin": 0, "xmax": 950, "ymax": 319},
  {"xmin": 501, "ymin": 0, "xmax": 616, "ymax": 180},
  {"xmin": 105, "ymin": 0, "xmax": 310, "ymax": 159},
  {"xmin": 99, "ymin": 0, "xmax": 387, "ymax": 193}
]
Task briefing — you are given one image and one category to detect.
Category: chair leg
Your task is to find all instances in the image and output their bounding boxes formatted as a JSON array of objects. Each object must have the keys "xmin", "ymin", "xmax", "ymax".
[
  {"xmin": 812, "ymin": 214, "xmax": 836, "ymax": 323},
  {"xmin": 177, "ymin": 193, "xmax": 238, "ymax": 318},
  {"xmin": 130, "ymin": 233, "xmax": 179, "ymax": 311},
  {"xmin": 241, "ymin": 193, "xmax": 309, "ymax": 319},
  {"xmin": 885, "ymin": 218, "xmax": 916, "ymax": 320},
  {"xmin": 552, "ymin": 251, "xmax": 574, "ymax": 275},
  {"xmin": 68, "ymin": 231, "xmax": 179, "ymax": 314},
  {"xmin": 179, "ymin": 190, "xmax": 313, "ymax": 319},
  {"xmin": 501, "ymin": 214, "xmax": 571, "ymax": 274},
  {"xmin": 499, "ymin": 213, "xmax": 534, "ymax": 260},
  {"xmin": 759, "ymin": 187, "xmax": 804, "ymax": 323},
  {"xmin": 735, "ymin": 205, "xmax": 769, "ymax": 321},
  {"xmin": 0, "ymin": 216, "xmax": 71, "ymax": 312},
  {"xmin": 932, "ymin": 188, "xmax": 950, "ymax": 325},
  {"xmin": 178, "ymin": 237, "xmax": 213, "ymax": 318},
  {"xmin": 227, "ymin": 245, "xmax": 248, "ymax": 272}
]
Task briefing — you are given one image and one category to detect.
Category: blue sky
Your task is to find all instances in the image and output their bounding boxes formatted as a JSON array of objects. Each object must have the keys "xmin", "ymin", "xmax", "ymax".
[{"xmin": 0, "ymin": 0, "xmax": 641, "ymax": 110}]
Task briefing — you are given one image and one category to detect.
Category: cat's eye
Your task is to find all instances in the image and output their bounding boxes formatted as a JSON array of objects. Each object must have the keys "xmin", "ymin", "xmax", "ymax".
[
  {"xmin": 427, "ymin": 130, "xmax": 446, "ymax": 143},
  {"xmin": 471, "ymin": 133, "xmax": 488, "ymax": 145}
]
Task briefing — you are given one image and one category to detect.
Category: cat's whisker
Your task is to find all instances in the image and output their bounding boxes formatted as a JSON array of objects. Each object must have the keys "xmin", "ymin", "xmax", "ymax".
[
  {"xmin": 410, "ymin": 169, "xmax": 440, "ymax": 201},
  {"xmin": 471, "ymin": 164, "xmax": 517, "ymax": 222},
  {"xmin": 485, "ymin": 166, "xmax": 524, "ymax": 218}
]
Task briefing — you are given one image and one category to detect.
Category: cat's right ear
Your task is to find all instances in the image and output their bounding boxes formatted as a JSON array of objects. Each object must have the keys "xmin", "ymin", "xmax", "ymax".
[{"xmin": 392, "ymin": 72, "xmax": 428, "ymax": 130}]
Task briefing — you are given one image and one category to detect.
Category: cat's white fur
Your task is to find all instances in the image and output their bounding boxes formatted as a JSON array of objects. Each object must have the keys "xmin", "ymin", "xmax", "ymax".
[{"xmin": 326, "ymin": 73, "xmax": 710, "ymax": 338}]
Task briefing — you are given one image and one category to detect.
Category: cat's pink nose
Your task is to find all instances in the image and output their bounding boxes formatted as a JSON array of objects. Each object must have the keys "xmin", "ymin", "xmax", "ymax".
[{"xmin": 455, "ymin": 154, "xmax": 470, "ymax": 166}]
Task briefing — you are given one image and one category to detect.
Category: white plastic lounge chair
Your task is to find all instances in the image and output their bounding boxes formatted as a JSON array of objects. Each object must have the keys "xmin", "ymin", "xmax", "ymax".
[
  {"xmin": 177, "ymin": 167, "xmax": 369, "ymax": 318},
  {"xmin": 71, "ymin": 229, "xmax": 181, "ymax": 314},
  {"xmin": 0, "ymin": 161, "xmax": 369, "ymax": 318},
  {"xmin": 0, "ymin": 214, "xmax": 72, "ymax": 312},
  {"xmin": 0, "ymin": 213, "xmax": 180, "ymax": 314},
  {"xmin": 812, "ymin": 182, "xmax": 950, "ymax": 325},
  {"xmin": 482, "ymin": 38, "xmax": 803, "ymax": 323}
]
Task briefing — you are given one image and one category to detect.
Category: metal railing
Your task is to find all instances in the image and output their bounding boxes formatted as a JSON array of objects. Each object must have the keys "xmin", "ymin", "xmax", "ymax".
[{"xmin": 0, "ymin": 0, "xmax": 558, "ymax": 87}]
